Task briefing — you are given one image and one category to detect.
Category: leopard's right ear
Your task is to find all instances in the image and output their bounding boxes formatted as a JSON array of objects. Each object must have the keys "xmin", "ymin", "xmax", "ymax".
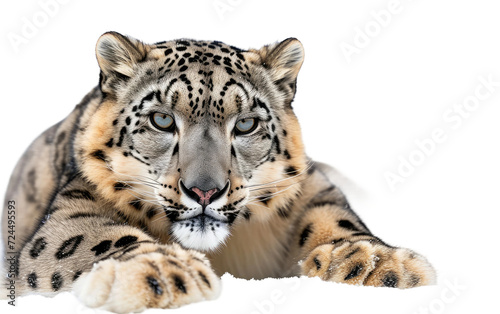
[{"xmin": 96, "ymin": 32, "xmax": 148, "ymax": 91}]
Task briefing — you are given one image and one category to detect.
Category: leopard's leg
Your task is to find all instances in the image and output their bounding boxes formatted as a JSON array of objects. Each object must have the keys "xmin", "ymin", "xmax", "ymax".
[
  {"xmin": 14, "ymin": 205, "xmax": 220, "ymax": 313},
  {"xmin": 294, "ymin": 203, "xmax": 437, "ymax": 288},
  {"xmin": 291, "ymin": 167, "xmax": 436, "ymax": 288}
]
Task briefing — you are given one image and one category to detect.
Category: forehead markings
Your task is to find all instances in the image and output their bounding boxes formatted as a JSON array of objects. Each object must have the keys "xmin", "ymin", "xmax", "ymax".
[
  {"xmin": 153, "ymin": 39, "xmax": 252, "ymax": 84},
  {"xmin": 220, "ymin": 78, "xmax": 250, "ymax": 110},
  {"xmin": 148, "ymin": 39, "xmax": 257, "ymax": 126}
]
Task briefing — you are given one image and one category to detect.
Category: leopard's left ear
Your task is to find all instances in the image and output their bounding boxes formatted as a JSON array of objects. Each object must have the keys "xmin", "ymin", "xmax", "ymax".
[{"xmin": 250, "ymin": 38, "xmax": 304, "ymax": 103}]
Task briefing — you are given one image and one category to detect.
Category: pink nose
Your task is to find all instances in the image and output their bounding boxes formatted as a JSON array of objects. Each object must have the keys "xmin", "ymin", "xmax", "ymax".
[{"xmin": 190, "ymin": 187, "xmax": 218, "ymax": 206}]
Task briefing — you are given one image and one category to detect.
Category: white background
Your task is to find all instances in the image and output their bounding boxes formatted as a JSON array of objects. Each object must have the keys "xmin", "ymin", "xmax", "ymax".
[{"xmin": 1, "ymin": 0, "xmax": 499, "ymax": 313}]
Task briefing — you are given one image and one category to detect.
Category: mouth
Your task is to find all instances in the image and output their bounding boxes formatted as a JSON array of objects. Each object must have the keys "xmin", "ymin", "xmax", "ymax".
[
  {"xmin": 179, "ymin": 213, "xmax": 226, "ymax": 230},
  {"xmin": 170, "ymin": 213, "xmax": 230, "ymax": 251}
]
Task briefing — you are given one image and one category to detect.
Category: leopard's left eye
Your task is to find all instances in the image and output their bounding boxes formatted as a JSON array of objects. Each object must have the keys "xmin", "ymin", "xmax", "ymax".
[
  {"xmin": 150, "ymin": 112, "xmax": 175, "ymax": 132},
  {"xmin": 235, "ymin": 118, "xmax": 258, "ymax": 135}
]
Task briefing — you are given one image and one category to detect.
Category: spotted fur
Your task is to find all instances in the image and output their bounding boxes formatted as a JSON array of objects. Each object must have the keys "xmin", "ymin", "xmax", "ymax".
[{"xmin": 1, "ymin": 32, "xmax": 435, "ymax": 312}]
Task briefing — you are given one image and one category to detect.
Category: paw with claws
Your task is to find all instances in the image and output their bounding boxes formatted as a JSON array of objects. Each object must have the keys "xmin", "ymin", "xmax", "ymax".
[
  {"xmin": 74, "ymin": 244, "xmax": 220, "ymax": 313},
  {"xmin": 301, "ymin": 240, "xmax": 436, "ymax": 288}
]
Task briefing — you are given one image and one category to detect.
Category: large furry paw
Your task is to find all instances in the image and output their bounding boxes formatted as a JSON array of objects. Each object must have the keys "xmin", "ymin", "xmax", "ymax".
[
  {"xmin": 74, "ymin": 244, "xmax": 220, "ymax": 313},
  {"xmin": 300, "ymin": 240, "xmax": 436, "ymax": 288}
]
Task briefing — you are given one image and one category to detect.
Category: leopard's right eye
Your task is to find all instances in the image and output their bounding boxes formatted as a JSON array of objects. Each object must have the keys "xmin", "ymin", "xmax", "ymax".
[{"xmin": 150, "ymin": 112, "xmax": 175, "ymax": 132}]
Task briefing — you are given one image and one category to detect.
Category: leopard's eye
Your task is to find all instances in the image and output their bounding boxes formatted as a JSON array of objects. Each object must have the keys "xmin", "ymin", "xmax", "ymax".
[
  {"xmin": 150, "ymin": 112, "xmax": 175, "ymax": 131},
  {"xmin": 235, "ymin": 118, "xmax": 258, "ymax": 135}
]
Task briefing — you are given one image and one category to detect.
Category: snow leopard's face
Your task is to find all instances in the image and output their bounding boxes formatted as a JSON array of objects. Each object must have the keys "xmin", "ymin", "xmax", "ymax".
[{"xmin": 80, "ymin": 32, "xmax": 306, "ymax": 251}]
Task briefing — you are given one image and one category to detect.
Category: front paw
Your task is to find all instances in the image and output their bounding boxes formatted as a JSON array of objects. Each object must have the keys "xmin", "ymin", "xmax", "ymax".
[
  {"xmin": 300, "ymin": 240, "xmax": 436, "ymax": 288},
  {"xmin": 74, "ymin": 243, "xmax": 220, "ymax": 313}
]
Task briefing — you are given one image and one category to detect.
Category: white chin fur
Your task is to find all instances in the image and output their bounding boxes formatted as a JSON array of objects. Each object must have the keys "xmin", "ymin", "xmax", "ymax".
[{"xmin": 171, "ymin": 217, "xmax": 230, "ymax": 251}]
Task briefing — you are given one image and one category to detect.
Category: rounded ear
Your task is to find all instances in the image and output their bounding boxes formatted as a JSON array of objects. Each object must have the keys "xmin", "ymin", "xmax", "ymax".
[
  {"xmin": 249, "ymin": 38, "xmax": 305, "ymax": 103},
  {"xmin": 95, "ymin": 31, "xmax": 148, "ymax": 80},
  {"xmin": 262, "ymin": 38, "xmax": 304, "ymax": 83}
]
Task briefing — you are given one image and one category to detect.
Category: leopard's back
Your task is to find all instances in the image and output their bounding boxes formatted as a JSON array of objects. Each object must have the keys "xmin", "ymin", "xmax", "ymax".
[{"xmin": 1, "ymin": 87, "xmax": 102, "ymax": 253}]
